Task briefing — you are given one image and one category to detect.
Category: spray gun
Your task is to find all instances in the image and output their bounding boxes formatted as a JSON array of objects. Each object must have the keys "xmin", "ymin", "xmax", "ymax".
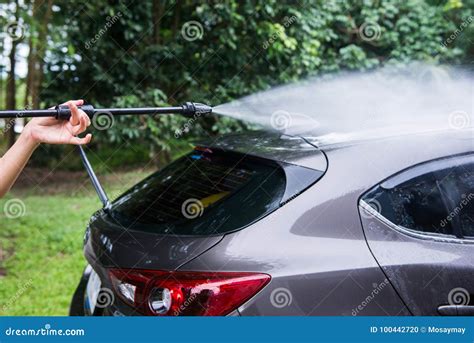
[
  {"xmin": 0, "ymin": 102, "xmax": 213, "ymax": 210},
  {"xmin": 0, "ymin": 102, "xmax": 213, "ymax": 120}
]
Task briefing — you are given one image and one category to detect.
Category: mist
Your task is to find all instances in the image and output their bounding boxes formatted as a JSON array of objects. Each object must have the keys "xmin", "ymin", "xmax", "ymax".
[{"xmin": 213, "ymin": 64, "xmax": 473, "ymax": 147}]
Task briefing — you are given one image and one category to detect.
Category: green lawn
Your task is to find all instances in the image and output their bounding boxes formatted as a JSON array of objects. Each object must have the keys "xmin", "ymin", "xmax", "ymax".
[{"xmin": 0, "ymin": 169, "xmax": 150, "ymax": 315}]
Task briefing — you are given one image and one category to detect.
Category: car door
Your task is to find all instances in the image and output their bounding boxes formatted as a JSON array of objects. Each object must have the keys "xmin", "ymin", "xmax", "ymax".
[{"xmin": 358, "ymin": 153, "xmax": 474, "ymax": 315}]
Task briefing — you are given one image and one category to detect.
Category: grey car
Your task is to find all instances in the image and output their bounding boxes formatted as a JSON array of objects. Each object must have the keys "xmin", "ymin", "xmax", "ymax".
[{"xmin": 70, "ymin": 118, "xmax": 473, "ymax": 316}]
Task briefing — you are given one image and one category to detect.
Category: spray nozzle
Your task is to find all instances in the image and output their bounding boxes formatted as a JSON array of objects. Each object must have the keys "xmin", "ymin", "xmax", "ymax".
[{"xmin": 181, "ymin": 102, "xmax": 213, "ymax": 117}]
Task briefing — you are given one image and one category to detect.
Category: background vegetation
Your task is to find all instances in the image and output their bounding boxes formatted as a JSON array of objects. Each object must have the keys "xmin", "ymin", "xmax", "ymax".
[
  {"xmin": 1, "ymin": 0, "xmax": 473, "ymax": 166},
  {"xmin": 0, "ymin": 0, "xmax": 473, "ymax": 315}
]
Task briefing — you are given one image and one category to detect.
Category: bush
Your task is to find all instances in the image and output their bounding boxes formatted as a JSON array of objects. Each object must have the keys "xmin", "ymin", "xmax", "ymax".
[{"xmin": 37, "ymin": 0, "xmax": 472, "ymax": 165}]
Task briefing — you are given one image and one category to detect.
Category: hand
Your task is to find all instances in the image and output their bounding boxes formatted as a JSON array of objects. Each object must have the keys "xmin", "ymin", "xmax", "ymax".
[{"xmin": 24, "ymin": 99, "xmax": 92, "ymax": 145}]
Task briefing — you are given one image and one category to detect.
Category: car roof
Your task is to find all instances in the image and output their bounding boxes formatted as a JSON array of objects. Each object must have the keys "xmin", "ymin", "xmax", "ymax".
[
  {"xmin": 199, "ymin": 128, "xmax": 472, "ymax": 177},
  {"xmin": 307, "ymin": 128, "xmax": 473, "ymax": 203},
  {"xmin": 197, "ymin": 131, "xmax": 327, "ymax": 171}
]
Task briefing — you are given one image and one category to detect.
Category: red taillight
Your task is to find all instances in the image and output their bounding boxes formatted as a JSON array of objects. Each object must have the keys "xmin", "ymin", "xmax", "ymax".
[{"xmin": 109, "ymin": 269, "xmax": 271, "ymax": 316}]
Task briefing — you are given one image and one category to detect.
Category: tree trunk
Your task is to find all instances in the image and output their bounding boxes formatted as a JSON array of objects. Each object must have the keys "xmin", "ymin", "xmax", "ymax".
[
  {"xmin": 152, "ymin": 0, "xmax": 165, "ymax": 44},
  {"xmin": 171, "ymin": 0, "xmax": 181, "ymax": 38},
  {"xmin": 0, "ymin": 66, "xmax": 4, "ymax": 109},
  {"xmin": 24, "ymin": 37, "xmax": 34, "ymax": 108},
  {"xmin": 31, "ymin": 0, "xmax": 53, "ymax": 109},
  {"xmin": 5, "ymin": 44, "xmax": 17, "ymax": 147},
  {"xmin": 24, "ymin": 0, "xmax": 40, "ymax": 109},
  {"xmin": 5, "ymin": 0, "xmax": 20, "ymax": 148}
]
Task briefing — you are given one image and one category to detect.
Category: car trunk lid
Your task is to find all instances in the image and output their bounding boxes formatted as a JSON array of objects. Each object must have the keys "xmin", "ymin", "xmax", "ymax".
[
  {"xmin": 84, "ymin": 131, "xmax": 327, "ymax": 270},
  {"xmin": 84, "ymin": 212, "xmax": 223, "ymax": 270}
]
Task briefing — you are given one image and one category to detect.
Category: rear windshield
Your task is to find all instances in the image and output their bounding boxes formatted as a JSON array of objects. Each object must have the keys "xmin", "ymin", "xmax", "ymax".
[{"xmin": 110, "ymin": 147, "xmax": 287, "ymax": 235}]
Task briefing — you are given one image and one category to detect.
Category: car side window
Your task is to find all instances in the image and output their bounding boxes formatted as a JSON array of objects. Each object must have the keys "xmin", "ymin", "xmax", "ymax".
[
  {"xmin": 361, "ymin": 154, "xmax": 474, "ymax": 239},
  {"xmin": 455, "ymin": 164, "xmax": 474, "ymax": 237}
]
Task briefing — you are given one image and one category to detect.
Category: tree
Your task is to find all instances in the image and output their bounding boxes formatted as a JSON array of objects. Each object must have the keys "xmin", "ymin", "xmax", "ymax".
[
  {"xmin": 24, "ymin": 0, "xmax": 53, "ymax": 109},
  {"xmin": 4, "ymin": 0, "xmax": 20, "ymax": 148},
  {"xmin": 24, "ymin": 0, "xmax": 39, "ymax": 109},
  {"xmin": 22, "ymin": 0, "xmax": 474, "ymax": 167},
  {"xmin": 152, "ymin": 0, "xmax": 166, "ymax": 45}
]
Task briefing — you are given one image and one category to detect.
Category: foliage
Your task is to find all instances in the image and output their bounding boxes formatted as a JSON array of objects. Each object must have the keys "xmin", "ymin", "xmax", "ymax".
[
  {"xmin": 7, "ymin": 0, "xmax": 474, "ymax": 165},
  {"xmin": 42, "ymin": 0, "xmax": 472, "ymax": 100}
]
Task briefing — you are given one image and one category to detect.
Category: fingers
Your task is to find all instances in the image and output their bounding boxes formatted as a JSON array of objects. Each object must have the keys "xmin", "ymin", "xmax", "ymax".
[
  {"xmin": 68, "ymin": 133, "xmax": 92, "ymax": 145},
  {"xmin": 67, "ymin": 99, "xmax": 91, "ymax": 136},
  {"xmin": 53, "ymin": 99, "xmax": 84, "ymax": 109},
  {"xmin": 60, "ymin": 99, "xmax": 84, "ymax": 106},
  {"xmin": 68, "ymin": 101, "xmax": 81, "ymax": 126},
  {"xmin": 71, "ymin": 109, "xmax": 91, "ymax": 136}
]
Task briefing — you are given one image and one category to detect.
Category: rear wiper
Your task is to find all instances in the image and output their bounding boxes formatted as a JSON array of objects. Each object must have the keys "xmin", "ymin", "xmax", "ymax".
[{"xmin": 0, "ymin": 102, "xmax": 212, "ymax": 211}]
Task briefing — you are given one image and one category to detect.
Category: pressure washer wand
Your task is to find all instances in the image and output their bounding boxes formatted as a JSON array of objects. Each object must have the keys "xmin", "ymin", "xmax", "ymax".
[
  {"xmin": 0, "ymin": 102, "xmax": 212, "ymax": 120},
  {"xmin": 0, "ymin": 101, "xmax": 212, "ymax": 212}
]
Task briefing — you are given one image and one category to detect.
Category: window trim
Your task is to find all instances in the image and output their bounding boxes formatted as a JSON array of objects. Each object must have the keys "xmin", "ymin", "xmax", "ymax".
[
  {"xmin": 380, "ymin": 154, "xmax": 473, "ymax": 190},
  {"xmin": 359, "ymin": 199, "xmax": 474, "ymax": 244},
  {"xmin": 359, "ymin": 152, "xmax": 474, "ymax": 244}
]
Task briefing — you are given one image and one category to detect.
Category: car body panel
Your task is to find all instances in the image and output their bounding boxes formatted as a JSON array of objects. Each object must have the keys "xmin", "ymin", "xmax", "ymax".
[
  {"xmin": 84, "ymin": 213, "xmax": 224, "ymax": 271},
  {"xmin": 358, "ymin": 151, "xmax": 474, "ymax": 316},
  {"xmin": 180, "ymin": 129, "xmax": 473, "ymax": 315},
  {"xmin": 197, "ymin": 131, "xmax": 328, "ymax": 171},
  {"xmin": 74, "ymin": 124, "xmax": 473, "ymax": 316},
  {"xmin": 360, "ymin": 204, "xmax": 474, "ymax": 316}
]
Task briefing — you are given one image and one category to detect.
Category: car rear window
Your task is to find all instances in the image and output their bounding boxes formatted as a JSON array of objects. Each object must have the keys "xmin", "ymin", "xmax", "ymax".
[{"xmin": 110, "ymin": 147, "xmax": 322, "ymax": 235}]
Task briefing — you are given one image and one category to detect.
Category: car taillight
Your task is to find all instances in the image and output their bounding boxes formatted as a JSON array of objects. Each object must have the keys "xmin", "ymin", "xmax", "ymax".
[{"xmin": 109, "ymin": 269, "xmax": 271, "ymax": 316}]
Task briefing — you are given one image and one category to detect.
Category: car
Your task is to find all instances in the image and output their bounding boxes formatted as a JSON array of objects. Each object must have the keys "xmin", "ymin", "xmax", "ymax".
[{"xmin": 70, "ymin": 73, "xmax": 474, "ymax": 316}]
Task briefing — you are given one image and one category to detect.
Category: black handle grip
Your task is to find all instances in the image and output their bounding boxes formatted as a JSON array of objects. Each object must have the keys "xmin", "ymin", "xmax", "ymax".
[{"xmin": 55, "ymin": 104, "xmax": 96, "ymax": 120}]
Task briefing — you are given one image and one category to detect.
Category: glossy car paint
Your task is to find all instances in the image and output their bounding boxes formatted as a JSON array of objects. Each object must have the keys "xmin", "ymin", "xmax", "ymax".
[
  {"xmin": 183, "ymin": 130, "xmax": 472, "ymax": 315},
  {"xmin": 74, "ymin": 127, "xmax": 473, "ymax": 316}
]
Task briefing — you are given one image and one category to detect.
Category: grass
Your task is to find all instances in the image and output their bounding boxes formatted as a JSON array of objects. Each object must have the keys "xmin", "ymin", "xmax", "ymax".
[{"xmin": 0, "ymin": 169, "xmax": 151, "ymax": 315}]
